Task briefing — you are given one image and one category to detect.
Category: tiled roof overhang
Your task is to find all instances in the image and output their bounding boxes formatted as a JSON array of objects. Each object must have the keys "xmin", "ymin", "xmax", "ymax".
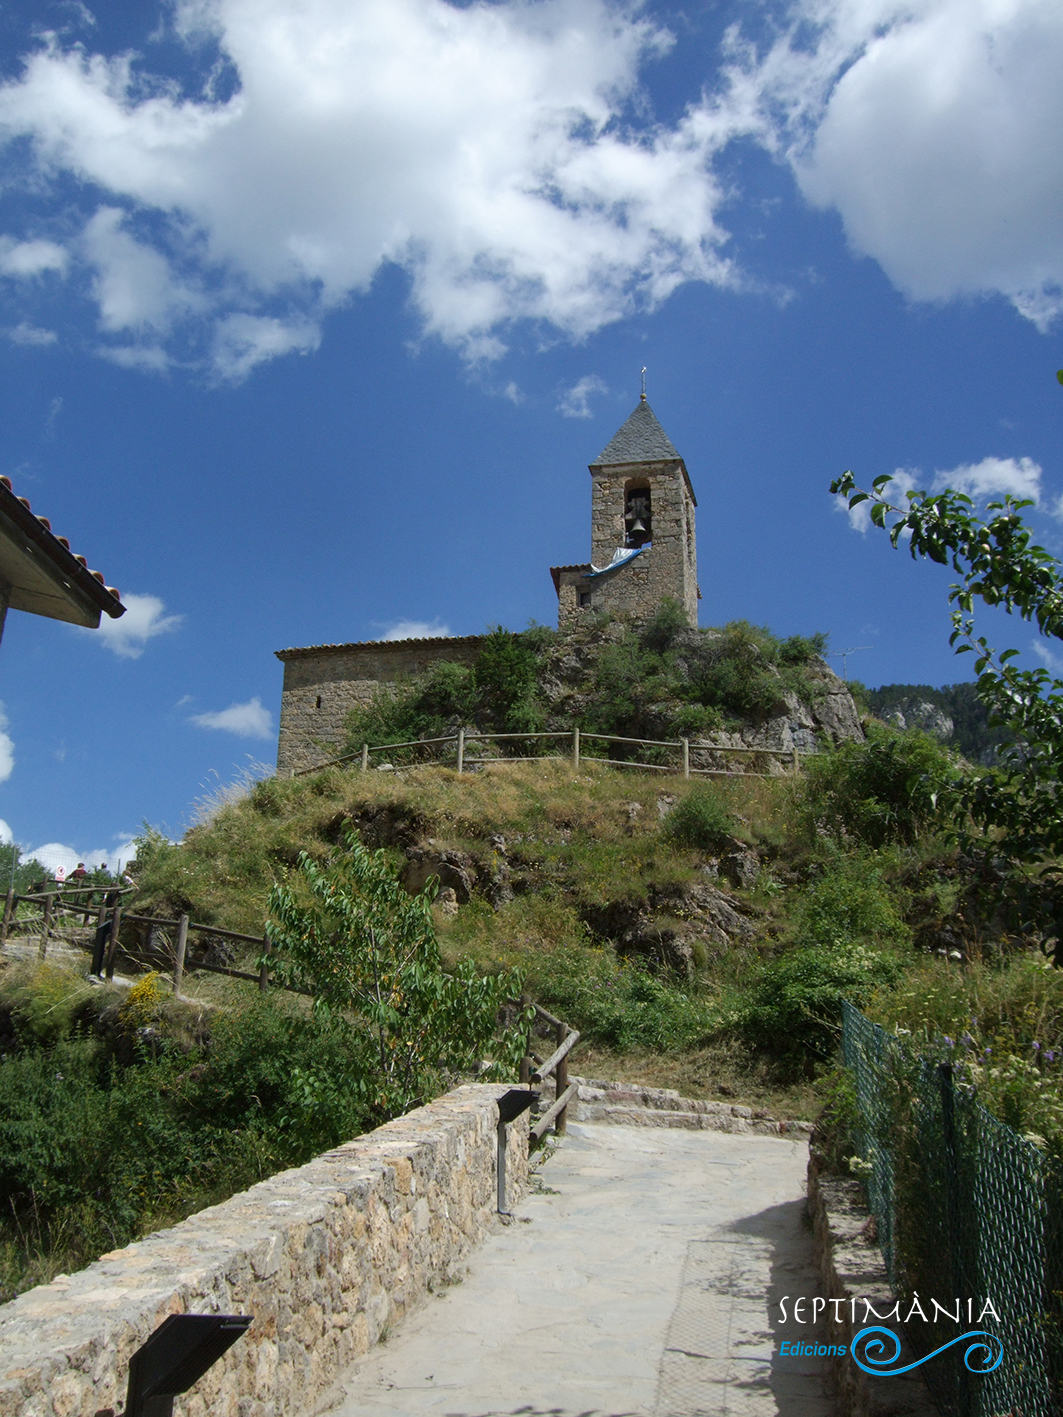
[
  {"xmin": 550, "ymin": 563, "xmax": 592, "ymax": 596},
  {"xmin": 276, "ymin": 634, "xmax": 484, "ymax": 661},
  {"xmin": 0, "ymin": 478, "xmax": 124, "ymax": 628}
]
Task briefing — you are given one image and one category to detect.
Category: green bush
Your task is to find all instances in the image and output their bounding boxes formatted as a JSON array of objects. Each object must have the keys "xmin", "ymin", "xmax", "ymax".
[
  {"xmin": 792, "ymin": 856, "xmax": 911, "ymax": 950},
  {"xmin": 794, "ymin": 723, "xmax": 956, "ymax": 847},
  {"xmin": 536, "ymin": 947, "xmax": 715, "ymax": 1052},
  {"xmin": 662, "ymin": 786, "xmax": 737, "ymax": 852},
  {"xmin": 735, "ymin": 944, "xmax": 905, "ymax": 1062}
]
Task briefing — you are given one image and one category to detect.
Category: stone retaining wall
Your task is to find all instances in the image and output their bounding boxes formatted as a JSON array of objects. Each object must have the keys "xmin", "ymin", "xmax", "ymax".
[
  {"xmin": 807, "ymin": 1156, "xmax": 937, "ymax": 1417},
  {"xmin": 0, "ymin": 1085, "xmax": 527, "ymax": 1417}
]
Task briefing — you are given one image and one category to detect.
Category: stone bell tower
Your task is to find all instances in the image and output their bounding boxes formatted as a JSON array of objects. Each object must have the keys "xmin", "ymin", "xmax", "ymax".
[{"xmin": 551, "ymin": 394, "xmax": 699, "ymax": 629}]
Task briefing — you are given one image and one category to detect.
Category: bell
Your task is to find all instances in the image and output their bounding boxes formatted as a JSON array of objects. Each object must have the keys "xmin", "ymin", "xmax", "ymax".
[{"xmin": 627, "ymin": 516, "xmax": 647, "ymax": 535}]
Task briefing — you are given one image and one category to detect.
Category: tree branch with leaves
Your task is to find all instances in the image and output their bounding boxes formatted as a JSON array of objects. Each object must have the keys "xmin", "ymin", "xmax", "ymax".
[{"xmin": 831, "ymin": 469, "xmax": 1063, "ymax": 871}]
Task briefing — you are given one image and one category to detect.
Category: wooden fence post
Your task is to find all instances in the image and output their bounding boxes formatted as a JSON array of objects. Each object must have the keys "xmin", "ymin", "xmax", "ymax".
[
  {"xmin": 1, "ymin": 887, "xmax": 14, "ymax": 944},
  {"xmin": 105, "ymin": 903, "xmax": 122, "ymax": 980},
  {"xmin": 361, "ymin": 743, "xmax": 369, "ymax": 773},
  {"xmin": 573, "ymin": 727, "xmax": 580, "ymax": 768},
  {"xmin": 682, "ymin": 738, "xmax": 690, "ymax": 780},
  {"xmin": 259, "ymin": 937, "xmax": 272, "ymax": 994},
  {"xmin": 172, "ymin": 913, "xmax": 189, "ymax": 999},
  {"xmin": 792, "ymin": 745, "xmax": 800, "ymax": 774},
  {"xmin": 38, "ymin": 893, "xmax": 52, "ymax": 960},
  {"xmin": 555, "ymin": 1021, "xmax": 569, "ymax": 1136},
  {"xmin": 457, "ymin": 727, "xmax": 465, "ymax": 775}
]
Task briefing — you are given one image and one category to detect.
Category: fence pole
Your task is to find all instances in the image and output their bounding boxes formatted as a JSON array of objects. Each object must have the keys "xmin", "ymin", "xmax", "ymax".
[
  {"xmin": 0, "ymin": 886, "xmax": 13, "ymax": 944},
  {"xmin": 38, "ymin": 893, "xmax": 53, "ymax": 960},
  {"xmin": 259, "ymin": 937, "xmax": 272, "ymax": 994},
  {"xmin": 555, "ymin": 1021, "xmax": 569, "ymax": 1136},
  {"xmin": 361, "ymin": 743, "xmax": 369, "ymax": 773},
  {"xmin": 573, "ymin": 727, "xmax": 580, "ymax": 768},
  {"xmin": 457, "ymin": 727, "xmax": 465, "ymax": 775},
  {"xmin": 105, "ymin": 903, "xmax": 122, "ymax": 980},
  {"xmin": 172, "ymin": 913, "xmax": 189, "ymax": 998},
  {"xmin": 792, "ymin": 745, "xmax": 800, "ymax": 775},
  {"xmin": 681, "ymin": 738, "xmax": 690, "ymax": 780}
]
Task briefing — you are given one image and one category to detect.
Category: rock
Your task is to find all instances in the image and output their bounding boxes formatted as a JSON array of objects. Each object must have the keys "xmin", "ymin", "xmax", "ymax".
[
  {"xmin": 722, "ymin": 847, "xmax": 759, "ymax": 889},
  {"xmin": 436, "ymin": 887, "xmax": 459, "ymax": 917},
  {"xmin": 656, "ymin": 793, "xmax": 677, "ymax": 819},
  {"xmin": 617, "ymin": 921, "xmax": 695, "ymax": 976},
  {"xmin": 885, "ymin": 698, "xmax": 954, "ymax": 742},
  {"xmin": 403, "ymin": 850, "xmax": 477, "ymax": 902}
]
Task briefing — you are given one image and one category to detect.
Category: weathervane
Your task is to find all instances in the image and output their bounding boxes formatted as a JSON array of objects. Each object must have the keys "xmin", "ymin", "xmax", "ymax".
[{"xmin": 640, "ymin": 367, "xmax": 647, "ymax": 400}]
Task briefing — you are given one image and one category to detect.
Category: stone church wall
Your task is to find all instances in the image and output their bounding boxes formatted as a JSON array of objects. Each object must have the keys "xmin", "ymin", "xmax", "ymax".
[{"xmin": 275, "ymin": 636, "xmax": 482, "ymax": 777}]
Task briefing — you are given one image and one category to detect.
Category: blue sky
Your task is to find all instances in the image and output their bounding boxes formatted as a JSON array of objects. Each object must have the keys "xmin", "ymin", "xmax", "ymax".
[{"xmin": 0, "ymin": 0, "xmax": 1060, "ymax": 869}]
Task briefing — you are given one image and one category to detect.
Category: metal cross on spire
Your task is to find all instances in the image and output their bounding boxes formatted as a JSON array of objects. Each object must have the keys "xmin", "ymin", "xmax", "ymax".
[{"xmin": 640, "ymin": 367, "xmax": 647, "ymax": 400}]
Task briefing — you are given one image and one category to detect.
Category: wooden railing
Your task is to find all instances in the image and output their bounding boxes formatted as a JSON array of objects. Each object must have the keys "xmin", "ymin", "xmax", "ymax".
[
  {"xmin": 295, "ymin": 727, "xmax": 809, "ymax": 780},
  {"xmin": 0, "ymin": 886, "xmax": 296, "ymax": 996},
  {"xmin": 517, "ymin": 998, "xmax": 580, "ymax": 1141}
]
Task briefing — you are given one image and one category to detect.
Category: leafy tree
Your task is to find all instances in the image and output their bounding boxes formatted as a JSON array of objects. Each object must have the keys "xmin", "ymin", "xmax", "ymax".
[
  {"xmin": 266, "ymin": 828, "xmax": 529, "ymax": 1115},
  {"xmin": 831, "ymin": 468, "xmax": 1063, "ymax": 867}
]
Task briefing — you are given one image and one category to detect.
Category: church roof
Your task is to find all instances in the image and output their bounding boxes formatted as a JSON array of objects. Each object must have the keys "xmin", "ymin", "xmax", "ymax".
[{"xmin": 592, "ymin": 398, "xmax": 681, "ymax": 466}]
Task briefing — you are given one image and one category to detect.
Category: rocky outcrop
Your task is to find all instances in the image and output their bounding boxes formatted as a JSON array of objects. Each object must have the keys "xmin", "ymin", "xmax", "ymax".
[{"xmin": 884, "ymin": 698, "xmax": 954, "ymax": 743}]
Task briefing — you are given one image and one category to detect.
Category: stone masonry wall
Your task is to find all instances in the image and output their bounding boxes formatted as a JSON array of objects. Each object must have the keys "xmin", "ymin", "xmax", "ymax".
[
  {"xmin": 555, "ymin": 460, "xmax": 698, "ymax": 630},
  {"xmin": 0, "ymin": 1085, "xmax": 528, "ymax": 1417},
  {"xmin": 275, "ymin": 637, "xmax": 483, "ymax": 777}
]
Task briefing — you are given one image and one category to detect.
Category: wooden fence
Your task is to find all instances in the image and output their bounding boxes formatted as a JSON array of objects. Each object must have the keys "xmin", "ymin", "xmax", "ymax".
[
  {"xmin": 1, "ymin": 888, "xmax": 580, "ymax": 1138},
  {"xmin": 295, "ymin": 727, "xmax": 808, "ymax": 780}
]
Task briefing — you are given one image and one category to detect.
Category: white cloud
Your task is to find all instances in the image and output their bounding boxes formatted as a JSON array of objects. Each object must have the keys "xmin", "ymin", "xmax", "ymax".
[
  {"xmin": 1032, "ymin": 640, "xmax": 1063, "ymax": 676},
  {"xmin": 24, "ymin": 837, "xmax": 137, "ymax": 875},
  {"xmin": 92, "ymin": 592, "xmax": 183, "ymax": 658},
  {"xmin": 0, "ymin": 236, "xmax": 68, "ymax": 277},
  {"xmin": 210, "ymin": 313, "xmax": 319, "ymax": 382},
  {"xmin": 0, "ymin": 0, "xmax": 747, "ymax": 374},
  {"xmin": 82, "ymin": 207, "xmax": 199, "ymax": 334},
  {"xmin": 729, "ymin": 0, "xmax": 1063, "ymax": 329},
  {"xmin": 7, "ymin": 321, "xmax": 57, "ymax": 345},
  {"xmin": 839, "ymin": 456, "xmax": 1047, "ymax": 532},
  {"xmin": 0, "ymin": 819, "xmax": 11, "ymax": 845},
  {"xmin": 190, "ymin": 696, "xmax": 274, "ymax": 738},
  {"xmin": 0, "ymin": 704, "xmax": 12, "ymax": 783},
  {"xmin": 380, "ymin": 618, "xmax": 451, "ymax": 641},
  {"xmin": 932, "ymin": 456, "xmax": 1044, "ymax": 504},
  {"xmin": 558, "ymin": 374, "xmax": 608, "ymax": 418}
]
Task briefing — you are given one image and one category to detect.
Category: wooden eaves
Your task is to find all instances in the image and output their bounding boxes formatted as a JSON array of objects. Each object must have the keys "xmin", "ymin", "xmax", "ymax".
[{"xmin": 0, "ymin": 475, "xmax": 124, "ymax": 640}]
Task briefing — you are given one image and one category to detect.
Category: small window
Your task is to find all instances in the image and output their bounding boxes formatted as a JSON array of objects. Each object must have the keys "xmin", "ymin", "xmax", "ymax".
[
  {"xmin": 579, "ymin": 591, "xmax": 592, "ymax": 608},
  {"xmin": 315, "ymin": 695, "xmax": 322, "ymax": 709}
]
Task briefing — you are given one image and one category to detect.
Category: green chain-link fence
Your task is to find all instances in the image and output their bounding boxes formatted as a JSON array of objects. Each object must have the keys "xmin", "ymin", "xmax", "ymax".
[{"xmin": 842, "ymin": 1001, "xmax": 1063, "ymax": 1417}]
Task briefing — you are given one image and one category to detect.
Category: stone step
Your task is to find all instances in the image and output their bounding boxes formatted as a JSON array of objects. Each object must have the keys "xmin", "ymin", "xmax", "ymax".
[{"xmin": 536, "ymin": 1074, "xmax": 813, "ymax": 1137}]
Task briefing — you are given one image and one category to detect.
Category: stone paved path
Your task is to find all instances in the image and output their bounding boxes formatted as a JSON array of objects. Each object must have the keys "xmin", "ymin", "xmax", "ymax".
[{"xmin": 317, "ymin": 1121, "xmax": 832, "ymax": 1417}]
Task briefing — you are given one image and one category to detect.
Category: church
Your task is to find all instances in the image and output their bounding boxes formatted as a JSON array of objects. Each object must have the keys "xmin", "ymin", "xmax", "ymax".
[{"xmin": 275, "ymin": 396, "xmax": 699, "ymax": 776}]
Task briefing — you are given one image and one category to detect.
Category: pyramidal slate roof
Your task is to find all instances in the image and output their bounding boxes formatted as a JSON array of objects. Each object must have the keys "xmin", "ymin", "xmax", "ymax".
[{"xmin": 592, "ymin": 397, "xmax": 682, "ymax": 465}]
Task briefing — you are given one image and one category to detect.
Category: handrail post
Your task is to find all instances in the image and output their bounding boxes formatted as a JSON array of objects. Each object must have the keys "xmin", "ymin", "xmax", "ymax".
[
  {"xmin": 173, "ymin": 913, "xmax": 189, "ymax": 999},
  {"xmin": 259, "ymin": 937, "xmax": 272, "ymax": 994},
  {"xmin": 573, "ymin": 727, "xmax": 580, "ymax": 768},
  {"xmin": 361, "ymin": 742, "xmax": 369, "ymax": 773},
  {"xmin": 38, "ymin": 893, "xmax": 53, "ymax": 960},
  {"xmin": 555, "ymin": 1022, "xmax": 569, "ymax": 1136},
  {"xmin": 1, "ymin": 887, "xmax": 13, "ymax": 944},
  {"xmin": 457, "ymin": 727, "xmax": 465, "ymax": 775},
  {"xmin": 105, "ymin": 902, "xmax": 122, "ymax": 980},
  {"xmin": 681, "ymin": 738, "xmax": 690, "ymax": 780}
]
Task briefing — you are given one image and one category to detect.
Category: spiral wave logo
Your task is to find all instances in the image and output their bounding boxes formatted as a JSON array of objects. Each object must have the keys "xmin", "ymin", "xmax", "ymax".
[{"xmin": 851, "ymin": 1326, "xmax": 1004, "ymax": 1377}]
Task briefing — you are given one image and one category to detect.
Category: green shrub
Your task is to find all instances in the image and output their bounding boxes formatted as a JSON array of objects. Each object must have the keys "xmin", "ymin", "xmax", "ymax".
[
  {"xmin": 735, "ymin": 944, "xmax": 905, "ymax": 1062},
  {"xmin": 662, "ymin": 786, "xmax": 737, "ymax": 852},
  {"xmin": 792, "ymin": 856, "xmax": 911, "ymax": 951},
  {"xmin": 536, "ymin": 947, "xmax": 715, "ymax": 1052},
  {"xmin": 794, "ymin": 723, "xmax": 956, "ymax": 847}
]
